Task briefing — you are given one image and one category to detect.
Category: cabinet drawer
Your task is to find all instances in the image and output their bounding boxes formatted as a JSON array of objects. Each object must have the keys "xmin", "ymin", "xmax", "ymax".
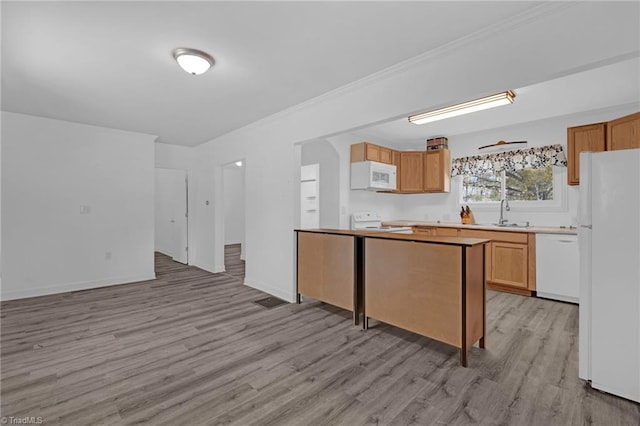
[
  {"xmin": 458, "ymin": 229, "xmax": 528, "ymax": 244},
  {"xmin": 436, "ymin": 227, "xmax": 459, "ymax": 237},
  {"xmin": 413, "ymin": 226, "xmax": 437, "ymax": 236}
]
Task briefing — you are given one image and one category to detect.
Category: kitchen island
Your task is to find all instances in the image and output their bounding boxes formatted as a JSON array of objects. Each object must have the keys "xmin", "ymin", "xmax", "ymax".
[{"xmin": 295, "ymin": 229, "xmax": 489, "ymax": 367}]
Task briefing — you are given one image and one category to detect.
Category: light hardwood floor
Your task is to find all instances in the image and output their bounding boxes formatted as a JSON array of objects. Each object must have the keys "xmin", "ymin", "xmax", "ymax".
[{"xmin": 1, "ymin": 247, "xmax": 638, "ymax": 425}]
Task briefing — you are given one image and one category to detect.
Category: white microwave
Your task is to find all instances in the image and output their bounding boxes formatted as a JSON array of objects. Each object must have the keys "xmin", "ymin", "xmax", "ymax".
[{"xmin": 350, "ymin": 161, "xmax": 397, "ymax": 191}]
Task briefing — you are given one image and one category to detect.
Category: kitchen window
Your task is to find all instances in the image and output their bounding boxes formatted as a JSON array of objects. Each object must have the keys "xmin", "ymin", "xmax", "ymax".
[
  {"xmin": 453, "ymin": 144, "xmax": 566, "ymax": 207},
  {"xmin": 462, "ymin": 167, "xmax": 554, "ymax": 203}
]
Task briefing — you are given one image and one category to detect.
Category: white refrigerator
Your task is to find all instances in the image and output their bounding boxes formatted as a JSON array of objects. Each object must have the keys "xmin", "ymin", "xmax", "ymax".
[{"xmin": 578, "ymin": 149, "xmax": 640, "ymax": 403}]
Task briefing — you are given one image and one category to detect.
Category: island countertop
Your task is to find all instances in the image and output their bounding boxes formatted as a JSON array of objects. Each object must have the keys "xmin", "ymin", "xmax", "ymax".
[{"xmin": 295, "ymin": 228, "xmax": 489, "ymax": 246}]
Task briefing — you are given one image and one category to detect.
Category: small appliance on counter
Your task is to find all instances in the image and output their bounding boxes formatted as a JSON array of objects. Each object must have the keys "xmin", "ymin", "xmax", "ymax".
[{"xmin": 351, "ymin": 212, "xmax": 412, "ymax": 233}]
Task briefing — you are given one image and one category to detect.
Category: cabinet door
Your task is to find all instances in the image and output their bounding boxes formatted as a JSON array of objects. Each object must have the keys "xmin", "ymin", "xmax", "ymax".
[
  {"xmin": 607, "ymin": 112, "xmax": 640, "ymax": 151},
  {"xmin": 567, "ymin": 123, "xmax": 606, "ymax": 185},
  {"xmin": 491, "ymin": 242, "xmax": 528, "ymax": 289},
  {"xmin": 424, "ymin": 149, "xmax": 451, "ymax": 192},
  {"xmin": 399, "ymin": 152, "xmax": 424, "ymax": 192},
  {"xmin": 365, "ymin": 143, "xmax": 381, "ymax": 162},
  {"xmin": 379, "ymin": 147, "xmax": 393, "ymax": 164},
  {"xmin": 392, "ymin": 150, "xmax": 401, "ymax": 191}
]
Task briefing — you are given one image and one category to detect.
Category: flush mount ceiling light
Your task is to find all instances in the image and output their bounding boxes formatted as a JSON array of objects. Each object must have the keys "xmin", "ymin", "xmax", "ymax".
[
  {"xmin": 408, "ymin": 90, "xmax": 516, "ymax": 125},
  {"xmin": 173, "ymin": 48, "xmax": 215, "ymax": 75},
  {"xmin": 235, "ymin": 161, "xmax": 243, "ymax": 167}
]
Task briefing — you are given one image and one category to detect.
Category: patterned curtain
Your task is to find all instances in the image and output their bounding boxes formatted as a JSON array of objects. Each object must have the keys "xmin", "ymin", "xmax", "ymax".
[{"xmin": 451, "ymin": 144, "xmax": 567, "ymax": 177}]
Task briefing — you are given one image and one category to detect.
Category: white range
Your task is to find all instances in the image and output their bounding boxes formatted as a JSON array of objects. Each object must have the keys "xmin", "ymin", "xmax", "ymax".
[{"xmin": 351, "ymin": 212, "xmax": 412, "ymax": 233}]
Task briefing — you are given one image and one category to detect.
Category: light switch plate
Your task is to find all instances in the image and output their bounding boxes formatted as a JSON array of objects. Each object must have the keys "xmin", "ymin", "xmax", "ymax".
[{"xmin": 80, "ymin": 205, "xmax": 91, "ymax": 214}]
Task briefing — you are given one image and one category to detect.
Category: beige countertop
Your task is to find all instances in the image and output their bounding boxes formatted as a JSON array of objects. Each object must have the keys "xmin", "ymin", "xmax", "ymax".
[{"xmin": 382, "ymin": 220, "xmax": 578, "ymax": 235}]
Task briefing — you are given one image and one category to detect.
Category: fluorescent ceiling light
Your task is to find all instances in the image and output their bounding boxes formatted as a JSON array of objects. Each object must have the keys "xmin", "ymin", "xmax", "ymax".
[
  {"xmin": 408, "ymin": 91, "xmax": 516, "ymax": 125},
  {"xmin": 173, "ymin": 48, "xmax": 215, "ymax": 75}
]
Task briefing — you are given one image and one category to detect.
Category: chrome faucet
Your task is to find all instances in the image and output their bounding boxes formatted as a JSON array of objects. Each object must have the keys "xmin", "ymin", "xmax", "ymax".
[{"xmin": 499, "ymin": 198, "xmax": 510, "ymax": 225}]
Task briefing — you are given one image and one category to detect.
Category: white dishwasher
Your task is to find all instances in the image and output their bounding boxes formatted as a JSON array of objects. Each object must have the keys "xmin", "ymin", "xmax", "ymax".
[{"xmin": 536, "ymin": 233, "xmax": 579, "ymax": 303}]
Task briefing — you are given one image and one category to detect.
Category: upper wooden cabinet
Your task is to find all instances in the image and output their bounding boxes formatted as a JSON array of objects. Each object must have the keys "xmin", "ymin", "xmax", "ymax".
[
  {"xmin": 399, "ymin": 152, "xmax": 424, "ymax": 192},
  {"xmin": 567, "ymin": 123, "xmax": 606, "ymax": 185},
  {"xmin": 351, "ymin": 142, "xmax": 451, "ymax": 194},
  {"xmin": 607, "ymin": 112, "xmax": 640, "ymax": 151},
  {"xmin": 424, "ymin": 149, "xmax": 451, "ymax": 193},
  {"xmin": 350, "ymin": 142, "xmax": 393, "ymax": 165},
  {"xmin": 567, "ymin": 112, "xmax": 640, "ymax": 185}
]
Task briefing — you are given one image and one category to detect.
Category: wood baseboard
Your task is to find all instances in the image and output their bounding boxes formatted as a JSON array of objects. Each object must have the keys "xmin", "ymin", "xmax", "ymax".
[{"xmin": 487, "ymin": 282, "xmax": 532, "ymax": 297}]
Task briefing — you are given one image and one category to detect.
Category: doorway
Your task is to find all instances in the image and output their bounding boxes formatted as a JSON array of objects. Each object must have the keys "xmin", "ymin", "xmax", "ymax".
[
  {"xmin": 154, "ymin": 168, "xmax": 188, "ymax": 264},
  {"xmin": 223, "ymin": 160, "xmax": 246, "ymax": 279}
]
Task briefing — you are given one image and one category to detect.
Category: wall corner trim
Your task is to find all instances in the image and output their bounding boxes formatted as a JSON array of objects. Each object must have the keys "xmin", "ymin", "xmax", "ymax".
[
  {"xmin": 193, "ymin": 262, "xmax": 225, "ymax": 274},
  {"xmin": 244, "ymin": 277, "xmax": 295, "ymax": 303}
]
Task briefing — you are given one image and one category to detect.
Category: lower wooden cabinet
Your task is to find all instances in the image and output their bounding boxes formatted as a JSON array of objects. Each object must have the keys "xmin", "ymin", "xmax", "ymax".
[
  {"xmin": 458, "ymin": 228, "xmax": 536, "ymax": 295},
  {"xmin": 490, "ymin": 241, "xmax": 528, "ymax": 289}
]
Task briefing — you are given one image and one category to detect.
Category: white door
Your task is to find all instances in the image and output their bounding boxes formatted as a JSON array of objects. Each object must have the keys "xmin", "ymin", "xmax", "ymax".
[
  {"xmin": 155, "ymin": 168, "xmax": 188, "ymax": 264},
  {"xmin": 300, "ymin": 164, "xmax": 319, "ymax": 229}
]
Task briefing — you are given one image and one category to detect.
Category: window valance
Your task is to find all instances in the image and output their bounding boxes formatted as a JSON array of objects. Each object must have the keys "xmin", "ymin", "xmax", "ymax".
[{"xmin": 451, "ymin": 144, "xmax": 567, "ymax": 177}]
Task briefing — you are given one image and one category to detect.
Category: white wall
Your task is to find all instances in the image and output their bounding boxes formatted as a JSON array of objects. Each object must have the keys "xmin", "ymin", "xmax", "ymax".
[
  {"xmin": 398, "ymin": 104, "xmax": 640, "ymax": 227},
  {"xmin": 301, "ymin": 139, "xmax": 340, "ymax": 228},
  {"xmin": 190, "ymin": 3, "xmax": 638, "ymax": 302},
  {"xmin": 223, "ymin": 165, "xmax": 245, "ymax": 245},
  {"xmin": 1, "ymin": 112, "xmax": 156, "ymax": 300}
]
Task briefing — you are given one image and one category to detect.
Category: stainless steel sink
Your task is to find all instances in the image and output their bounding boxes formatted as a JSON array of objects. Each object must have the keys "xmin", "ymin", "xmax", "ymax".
[
  {"xmin": 467, "ymin": 222, "xmax": 531, "ymax": 228},
  {"xmin": 494, "ymin": 222, "xmax": 531, "ymax": 228}
]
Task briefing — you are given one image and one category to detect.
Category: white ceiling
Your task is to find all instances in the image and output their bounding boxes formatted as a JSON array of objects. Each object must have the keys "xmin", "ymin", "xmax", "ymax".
[
  {"xmin": 2, "ymin": 1, "xmax": 546, "ymax": 146},
  {"xmin": 353, "ymin": 57, "xmax": 640, "ymax": 148}
]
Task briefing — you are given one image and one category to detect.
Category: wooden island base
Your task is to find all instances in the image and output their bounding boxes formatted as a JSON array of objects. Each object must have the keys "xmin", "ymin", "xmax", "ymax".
[
  {"xmin": 362, "ymin": 236, "xmax": 486, "ymax": 367},
  {"xmin": 295, "ymin": 229, "xmax": 488, "ymax": 367}
]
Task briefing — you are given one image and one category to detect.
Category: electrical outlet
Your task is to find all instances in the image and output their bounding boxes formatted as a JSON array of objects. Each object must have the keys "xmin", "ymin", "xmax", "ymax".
[
  {"xmin": 443, "ymin": 213, "xmax": 451, "ymax": 221},
  {"xmin": 105, "ymin": 251, "xmax": 112, "ymax": 260},
  {"xmin": 423, "ymin": 213, "xmax": 429, "ymax": 220}
]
